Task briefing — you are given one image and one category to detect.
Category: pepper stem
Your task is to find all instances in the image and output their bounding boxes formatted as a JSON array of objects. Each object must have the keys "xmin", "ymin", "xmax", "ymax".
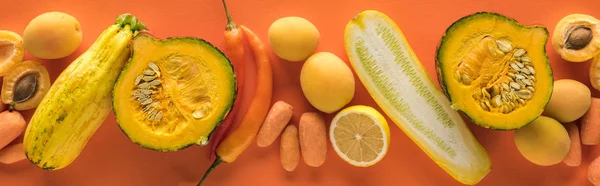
[
  {"xmin": 8, "ymin": 103, "xmax": 15, "ymax": 112},
  {"xmin": 221, "ymin": 0, "xmax": 237, "ymax": 30},
  {"xmin": 197, "ymin": 157, "xmax": 223, "ymax": 186}
]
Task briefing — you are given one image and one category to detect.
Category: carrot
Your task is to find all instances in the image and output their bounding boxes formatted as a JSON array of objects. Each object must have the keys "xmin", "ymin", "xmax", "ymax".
[
  {"xmin": 280, "ymin": 124, "xmax": 299, "ymax": 171},
  {"xmin": 581, "ymin": 97, "xmax": 600, "ymax": 145},
  {"xmin": 0, "ymin": 110, "xmax": 26, "ymax": 150},
  {"xmin": 563, "ymin": 123, "xmax": 581, "ymax": 167},
  {"xmin": 197, "ymin": 25, "xmax": 273, "ymax": 185},
  {"xmin": 299, "ymin": 112, "xmax": 327, "ymax": 167},
  {"xmin": 589, "ymin": 156, "xmax": 600, "ymax": 185},
  {"xmin": 208, "ymin": 0, "xmax": 247, "ymax": 161},
  {"xmin": 257, "ymin": 101, "xmax": 294, "ymax": 147},
  {"xmin": 0, "ymin": 143, "xmax": 26, "ymax": 164}
]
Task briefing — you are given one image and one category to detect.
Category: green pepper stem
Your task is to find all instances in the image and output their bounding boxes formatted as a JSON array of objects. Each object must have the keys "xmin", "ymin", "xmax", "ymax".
[
  {"xmin": 221, "ymin": 0, "xmax": 237, "ymax": 30},
  {"xmin": 197, "ymin": 157, "xmax": 223, "ymax": 186}
]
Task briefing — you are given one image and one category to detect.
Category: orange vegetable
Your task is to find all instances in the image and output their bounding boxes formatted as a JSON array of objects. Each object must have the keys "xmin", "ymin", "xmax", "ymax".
[
  {"xmin": 0, "ymin": 103, "xmax": 5, "ymax": 112},
  {"xmin": 0, "ymin": 110, "xmax": 26, "ymax": 150},
  {"xmin": 209, "ymin": 0, "xmax": 247, "ymax": 161},
  {"xmin": 198, "ymin": 25, "xmax": 273, "ymax": 185},
  {"xmin": 581, "ymin": 97, "xmax": 600, "ymax": 145},
  {"xmin": 563, "ymin": 123, "xmax": 581, "ymax": 167},
  {"xmin": 280, "ymin": 124, "xmax": 300, "ymax": 171},
  {"xmin": 257, "ymin": 101, "xmax": 294, "ymax": 147},
  {"xmin": 588, "ymin": 156, "xmax": 600, "ymax": 185},
  {"xmin": 0, "ymin": 143, "xmax": 26, "ymax": 164},
  {"xmin": 299, "ymin": 112, "xmax": 327, "ymax": 167}
]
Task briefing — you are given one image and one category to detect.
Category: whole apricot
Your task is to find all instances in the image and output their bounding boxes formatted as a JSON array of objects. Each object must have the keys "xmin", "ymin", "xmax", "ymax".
[
  {"xmin": 23, "ymin": 12, "xmax": 82, "ymax": 59},
  {"xmin": 300, "ymin": 52, "xmax": 355, "ymax": 113},
  {"xmin": 543, "ymin": 79, "xmax": 591, "ymax": 123},
  {"xmin": 268, "ymin": 16, "xmax": 320, "ymax": 62},
  {"xmin": 514, "ymin": 116, "xmax": 571, "ymax": 166}
]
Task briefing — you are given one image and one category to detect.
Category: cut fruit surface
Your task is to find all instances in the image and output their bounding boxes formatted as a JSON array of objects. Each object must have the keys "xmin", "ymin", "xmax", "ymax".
[
  {"xmin": 113, "ymin": 32, "xmax": 236, "ymax": 151},
  {"xmin": 0, "ymin": 30, "xmax": 24, "ymax": 77},
  {"xmin": 344, "ymin": 10, "xmax": 491, "ymax": 185},
  {"xmin": 330, "ymin": 105, "xmax": 389, "ymax": 167},
  {"xmin": 436, "ymin": 12, "xmax": 553, "ymax": 130}
]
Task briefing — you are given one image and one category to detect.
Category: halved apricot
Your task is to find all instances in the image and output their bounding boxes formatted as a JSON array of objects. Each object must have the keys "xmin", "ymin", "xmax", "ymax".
[
  {"xmin": 0, "ymin": 30, "xmax": 24, "ymax": 77},
  {"xmin": 1, "ymin": 60, "xmax": 51, "ymax": 111}
]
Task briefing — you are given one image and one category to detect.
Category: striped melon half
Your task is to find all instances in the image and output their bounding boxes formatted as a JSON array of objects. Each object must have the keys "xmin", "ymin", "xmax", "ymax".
[{"xmin": 343, "ymin": 10, "xmax": 491, "ymax": 185}]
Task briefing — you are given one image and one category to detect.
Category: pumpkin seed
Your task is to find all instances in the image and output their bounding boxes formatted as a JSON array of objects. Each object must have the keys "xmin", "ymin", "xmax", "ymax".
[
  {"xmin": 148, "ymin": 109, "xmax": 157, "ymax": 120},
  {"xmin": 510, "ymin": 63, "xmax": 520, "ymax": 71},
  {"xmin": 527, "ymin": 86, "xmax": 535, "ymax": 92},
  {"xmin": 496, "ymin": 39, "xmax": 513, "ymax": 53},
  {"xmin": 142, "ymin": 76, "xmax": 156, "ymax": 82},
  {"xmin": 522, "ymin": 79, "xmax": 532, "ymax": 86},
  {"xmin": 155, "ymin": 111, "xmax": 163, "ymax": 121},
  {"xmin": 142, "ymin": 105, "xmax": 151, "ymax": 112},
  {"xmin": 137, "ymin": 97, "xmax": 147, "ymax": 103},
  {"xmin": 502, "ymin": 83, "xmax": 510, "ymax": 90},
  {"xmin": 514, "ymin": 49, "xmax": 526, "ymax": 57},
  {"xmin": 516, "ymin": 62, "xmax": 524, "ymax": 68},
  {"xmin": 480, "ymin": 102, "xmax": 490, "ymax": 111},
  {"xmin": 488, "ymin": 45, "xmax": 496, "ymax": 56},
  {"xmin": 461, "ymin": 73, "xmax": 471, "ymax": 85},
  {"xmin": 134, "ymin": 75, "xmax": 143, "ymax": 85},
  {"xmin": 141, "ymin": 98, "xmax": 153, "ymax": 105},
  {"xmin": 516, "ymin": 90, "xmax": 532, "ymax": 100},
  {"xmin": 527, "ymin": 66, "xmax": 535, "ymax": 75},
  {"xmin": 515, "ymin": 74, "xmax": 525, "ymax": 80},
  {"xmin": 193, "ymin": 108, "xmax": 205, "ymax": 119},
  {"xmin": 139, "ymin": 89, "xmax": 153, "ymax": 95},
  {"xmin": 520, "ymin": 67, "xmax": 531, "ymax": 75},
  {"xmin": 473, "ymin": 90, "xmax": 483, "ymax": 99},
  {"xmin": 510, "ymin": 82, "xmax": 521, "ymax": 90},
  {"xmin": 148, "ymin": 62, "xmax": 159, "ymax": 72},
  {"xmin": 507, "ymin": 72, "xmax": 516, "ymax": 78},
  {"xmin": 482, "ymin": 88, "xmax": 491, "ymax": 99},
  {"xmin": 144, "ymin": 70, "xmax": 155, "ymax": 76},
  {"xmin": 521, "ymin": 56, "xmax": 531, "ymax": 62},
  {"xmin": 138, "ymin": 83, "xmax": 150, "ymax": 89},
  {"xmin": 530, "ymin": 75, "xmax": 536, "ymax": 82},
  {"xmin": 490, "ymin": 86, "xmax": 500, "ymax": 97},
  {"xmin": 149, "ymin": 80, "xmax": 161, "ymax": 86},
  {"xmin": 492, "ymin": 95, "xmax": 502, "ymax": 107},
  {"xmin": 517, "ymin": 81, "xmax": 526, "ymax": 87},
  {"xmin": 517, "ymin": 99, "xmax": 526, "ymax": 105}
]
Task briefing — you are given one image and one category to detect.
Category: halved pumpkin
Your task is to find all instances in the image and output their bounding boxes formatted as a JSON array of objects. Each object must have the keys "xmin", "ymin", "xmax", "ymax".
[
  {"xmin": 436, "ymin": 12, "xmax": 553, "ymax": 130},
  {"xmin": 113, "ymin": 32, "xmax": 236, "ymax": 151}
]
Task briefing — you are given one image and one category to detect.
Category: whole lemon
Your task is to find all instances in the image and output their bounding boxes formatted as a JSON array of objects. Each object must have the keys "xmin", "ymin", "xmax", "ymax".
[
  {"xmin": 268, "ymin": 16, "xmax": 320, "ymax": 62},
  {"xmin": 23, "ymin": 12, "xmax": 83, "ymax": 59},
  {"xmin": 300, "ymin": 52, "xmax": 355, "ymax": 113}
]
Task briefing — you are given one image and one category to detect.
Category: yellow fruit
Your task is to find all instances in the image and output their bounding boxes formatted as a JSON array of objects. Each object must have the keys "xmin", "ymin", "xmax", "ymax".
[
  {"xmin": 23, "ymin": 12, "xmax": 83, "ymax": 59},
  {"xmin": 543, "ymin": 79, "xmax": 591, "ymax": 123},
  {"xmin": 330, "ymin": 105, "xmax": 390, "ymax": 167},
  {"xmin": 300, "ymin": 52, "xmax": 355, "ymax": 113},
  {"xmin": 514, "ymin": 116, "xmax": 571, "ymax": 166},
  {"xmin": 268, "ymin": 16, "xmax": 320, "ymax": 62}
]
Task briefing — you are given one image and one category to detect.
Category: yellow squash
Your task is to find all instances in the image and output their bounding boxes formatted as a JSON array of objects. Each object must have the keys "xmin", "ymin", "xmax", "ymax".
[{"xmin": 23, "ymin": 14, "xmax": 147, "ymax": 170}]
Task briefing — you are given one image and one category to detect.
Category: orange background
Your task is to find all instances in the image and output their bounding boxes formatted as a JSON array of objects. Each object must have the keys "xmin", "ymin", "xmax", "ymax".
[{"xmin": 1, "ymin": 0, "xmax": 600, "ymax": 185}]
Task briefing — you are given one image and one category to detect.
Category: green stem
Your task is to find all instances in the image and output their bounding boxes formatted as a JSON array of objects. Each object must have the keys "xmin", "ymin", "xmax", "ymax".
[
  {"xmin": 221, "ymin": 0, "xmax": 237, "ymax": 30},
  {"xmin": 115, "ymin": 13, "xmax": 148, "ymax": 32},
  {"xmin": 197, "ymin": 157, "xmax": 223, "ymax": 186},
  {"xmin": 8, "ymin": 103, "xmax": 15, "ymax": 112}
]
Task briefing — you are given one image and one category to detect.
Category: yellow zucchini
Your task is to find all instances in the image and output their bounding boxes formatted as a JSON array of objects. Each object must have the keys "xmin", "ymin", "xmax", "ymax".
[
  {"xmin": 23, "ymin": 14, "xmax": 147, "ymax": 170},
  {"xmin": 344, "ymin": 10, "xmax": 491, "ymax": 185}
]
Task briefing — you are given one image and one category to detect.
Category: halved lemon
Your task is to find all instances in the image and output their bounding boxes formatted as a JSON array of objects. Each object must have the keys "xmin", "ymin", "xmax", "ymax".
[{"xmin": 330, "ymin": 105, "xmax": 390, "ymax": 167}]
